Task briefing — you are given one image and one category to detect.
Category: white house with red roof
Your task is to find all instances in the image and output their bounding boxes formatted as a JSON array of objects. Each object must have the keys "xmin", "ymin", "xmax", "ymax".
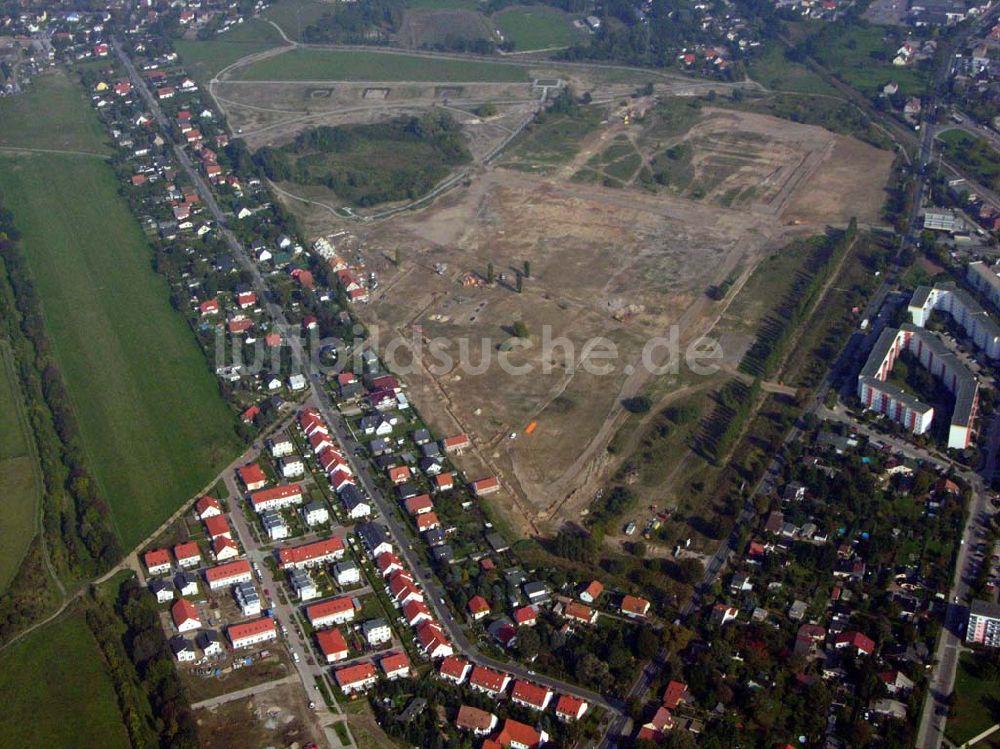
[
  {"xmin": 199, "ymin": 299, "xmax": 220, "ymax": 316},
  {"xmin": 376, "ymin": 552, "xmax": 403, "ymax": 578},
  {"xmin": 144, "ymin": 548, "xmax": 171, "ymax": 575},
  {"xmin": 469, "ymin": 666, "xmax": 511, "ymax": 697},
  {"xmin": 555, "ymin": 694, "xmax": 588, "ymax": 721},
  {"xmin": 416, "ymin": 621, "xmax": 453, "ymax": 659},
  {"xmin": 380, "ymin": 651, "xmax": 411, "ymax": 680},
  {"xmin": 415, "ymin": 512, "xmax": 441, "ymax": 533},
  {"xmin": 441, "ymin": 434, "xmax": 471, "ymax": 454},
  {"xmin": 212, "ymin": 536, "xmax": 240, "ymax": 562},
  {"xmin": 278, "ymin": 537, "xmax": 345, "ymax": 569},
  {"xmin": 833, "ymin": 630, "xmax": 876, "ymax": 656},
  {"xmin": 250, "ymin": 484, "xmax": 303, "ymax": 513},
  {"xmin": 494, "ymin": 718, "xmax": 548, "ymax": 749},
  {"xmin": 195, "ymin": 496, "xmax": 222, "ymax": 519},
  {"xmin": 620, "ymin": 595, "xmax": 650, "ymax": 618},
  {"xmin": 238, "ymin": 463, "xmax": 268, "ymax": 491},
  {"xmin": 438, "ymin": 656, "xmax": 471, "ymax": 684},
  {"xmin": 433, "ymin": 473, "xmax": 454, "ymax": 492},
  {"xmin": 307, "ymin": 596, "xmax": 356, "ymax": 628},
  {"xmin": 171, "ymin": 599, "xmax": 201, "ymax": 633},
  {"xmin": 204, "ymin": 514, "xmax": 231, "ymax": 541},
  {"xmin": 174, "ymin": 541, "xmax": 201, "ymax": 568},
  {"xmin": 580, "ymin": 580, "xmax": 604, "ymax": 603},
  {"xmin": 316, "ymin": 628, "xmax": 349, "ymax": 663},
  {"xmin": 204, "ymin": 559, "xmax": 252, "ymax": 590},
  {"xmin": 403, "ymin": 600, "xmax": 433, "ymax": 627},
  {"xmin": 470, "ymin": 477, "xmax": 500, "ymax": 497},
  {"xmin": 468, "ymin": 595, "xmax": 491, "ymax": 620},
  {"xmin": 228, "ymin": 616, "xmax": 277, "ymax": 649},
  {"xmin": 511, "ymin": 680, "xmax": 553, "ymax": 711},
  {"xmin": 404, "ymin": 494, "xmax": 434, "ymax": 515},
  {"xmin": 513, "ymin": 606, "xmax": 537, "ymax": 627},
  {"xmin": 335, "ymin": 662, "xmax": 378, "ymax": 694}
]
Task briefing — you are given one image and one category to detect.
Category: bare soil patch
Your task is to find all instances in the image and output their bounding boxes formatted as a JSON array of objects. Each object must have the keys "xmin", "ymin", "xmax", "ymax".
[{"xmin": 195, "ymin": 681, "xmax": 324, "ymax": 749}]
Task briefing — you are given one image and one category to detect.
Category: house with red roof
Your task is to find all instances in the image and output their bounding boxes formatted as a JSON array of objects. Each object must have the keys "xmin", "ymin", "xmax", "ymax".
[
  {"xmin": 204, "ymin": 559, "xmax": 252, "ymax": 590},
  {"xmin": 228, "ymin": 616, "xmax": 277, "ymax": 649},
  {"xmin": 494, "ymin": 718, "xmax": 548, "ymax": 749},
  {"xmin": 237, "ymin": 290, "xmax": 257, "ymax": 309},
  {"xmin": 403, "ymin": 599, "xmax": 433, "ymax": 627},
  {"xmin": 389, "ymin": 574, "xmax": 423, "ymax": 607},
  {"xmin": 376, "ymin": 552, "xmax": 404, "ymax": 578},
  {"xmin": 662, "ymin": 680, "xmax": 690, "ymax": 710},
  {"xmin": 404, "ymin": 494, "xmax": 433, "ymax": 515},
  {"xmin": 620, "ymin": 595, "xmax": 650, "ymax": 618},
  {"xmin": 580, "ymin": 580, "xmax": 604, "ymax": 603},
  {"xmin": 415, "ymin": 512, "xmax": 441, "ymax": 533},
  {"xmin": 278, "ymin": 537, "xmax": 345, "ymax": 569},
  {"xmin": 387, "ymin": 465, "xmax": 411, "ymax": 484},
  {"xmin": 637, "ymin": 706, "xmax": 675, "ymax": 742},
  {"xmin": 380, "ymin": 651, "xmax": 410, "ymax": 680},
  {"xmin": 336, "ymin": 662, "xmax": 378, "ymax": 694},
  {"xmin": 250, "ymin": 484, "xmax": 303, "ymax": 513},
  {"xmin": 307, "ymin": 596, "xmax": 357, "ymax": 628},
  {"xmin": 513, "ymin": 606, "xmax": 537, "ymax": 627},
  {"xmin": 415, "ymin": 621, "xmax": 453, "ymax": 659},
  {"xmin": 433, "ymin": 473, "xmax": 454, "ymax": 492},
  {"xmin": 195, "ymin": 495, "xmax": 222, "ymax": 519},
  {"xmin": 563, "ymin": 601, "xmax": 597, "ymax": 625},
  {"xmin": 174, "ymin": 541, "xmax": 201, "ymax": 568},
  {"xmin": 442, "ymin": 434, "xmax": 471, "ymax": 453},
  {"xmin": 212, "ymin": 536, "xmax": 240, "ymax": 562},
  {"xmin": 238, "ymin": 463, "xmax": 267, "ymax": 491},
  {"xmin": 171, "ymin": 599, "xmax": 200, "ymax": 632},
  {"xmin": 204, "ymin": 514, "xmax": 231, "ymax": 541},
  {"xmin": 833, "ymin": 630, "xmax": 875, "ymax": 656},
  {"xmin": 316, "ymin": 628, "xmax": 349, "ymax": 663},
  {"xmin": 144, "ymin": 548, "xmax": 171, "ymax": 575},
  {"xmin": 469, "ymin": 666, "xmax": 511, "ymax": 696},
  {"xmin": 456, "ymin": 705, "xmax": 498, "ymax": 735},
  {"xmin": 468, "ymin": 595, "xmax": 491, "ymax": 620},
  {"xmin": 511, "ymin": 681, "xmax": 553, "ymax": 711},
  {"xmin": 470, "ymin": 476, "xmax": 500, "ymax": 497},
  {"xmin": 439, "ymin": 655, "xmax": 471, "ymax": 684},
  {"xmin": 555, "ymin": 694, "xmax": 588, "ymax": 721}
]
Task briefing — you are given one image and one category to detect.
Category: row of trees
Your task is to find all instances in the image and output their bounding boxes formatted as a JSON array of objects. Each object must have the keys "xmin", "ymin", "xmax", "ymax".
[{"xmin": 740, "ymin": 219, "xmax": 858, "ymax": 379}]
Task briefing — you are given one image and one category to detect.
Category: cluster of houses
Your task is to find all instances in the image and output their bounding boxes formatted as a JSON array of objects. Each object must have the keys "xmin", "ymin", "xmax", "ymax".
[
  {"xmin": 143, "ymin": 494, "xmax": 277, "ymax": 662},
  {"xmin": 320, "ymin": 521, "xmax": 458, "ymax": 695},
  {"xmin": 295, "ymin": 407, "xmax": 372, "ymax": 520}
]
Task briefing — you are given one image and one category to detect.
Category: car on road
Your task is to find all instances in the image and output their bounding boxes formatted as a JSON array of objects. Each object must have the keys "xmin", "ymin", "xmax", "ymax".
[{"xmin": 293, "ymin": 652, "xmax": 300, "ymax": 663}]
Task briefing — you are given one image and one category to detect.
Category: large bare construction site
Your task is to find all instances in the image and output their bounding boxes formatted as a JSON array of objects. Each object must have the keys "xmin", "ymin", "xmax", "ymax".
[{"xmin": 201, "ymin": 39, "xmax": 895, "ymax": 536}]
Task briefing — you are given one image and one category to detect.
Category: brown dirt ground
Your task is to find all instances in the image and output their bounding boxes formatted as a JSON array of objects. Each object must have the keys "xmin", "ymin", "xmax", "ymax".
[
  {"xmin": 195, "ymin": 681, "xmax": 325, "ymax": 749},
  {"xmin": 277, "ymin": 107, "xmax": 893, "ymax": 536}
]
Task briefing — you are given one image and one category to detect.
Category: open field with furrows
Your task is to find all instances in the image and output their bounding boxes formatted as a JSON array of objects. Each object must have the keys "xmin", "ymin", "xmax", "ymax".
[
  {"xmin": 0, "ymin": 611, "xmax": 131, "ymax": 749},
  {"xmin": 398, "ymin": 8, "xmax": 495, "ymax": 48},
  {"xmin": 0, "ymin": 151, "xmax": 240, "ymax": 549},
  {"xmin": 0, "ymin": 341, "xmax": 42, "ymax": 593}
]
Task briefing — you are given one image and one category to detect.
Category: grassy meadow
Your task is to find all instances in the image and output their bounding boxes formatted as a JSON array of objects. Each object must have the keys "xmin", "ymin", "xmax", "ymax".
[
  {"xmin": 175, "ymin": 18, "xmax": 286, "ymax": 83},
  {"xmin": 0, "ymin": 611, "xmax": 131, "ymax": 749},
  {"xmin": 494, "ymin": 5, "xmax": 585, "ymax": 51},
  {"xmin": 0, "ymin": 341, "xmax": 42, "ymax": 593},
  {"xmin": 0, "ymin": 152, "xmax": 240, "ymax": 548},
  {"xmin": 235, "ymin": 47, "xmax": 532, "ymax": 81}
]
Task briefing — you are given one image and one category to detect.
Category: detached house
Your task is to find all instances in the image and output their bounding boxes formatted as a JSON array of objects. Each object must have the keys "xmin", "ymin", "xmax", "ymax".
[
  {"xmin": 336, "ymin": 662, "xmax": 378, "ymax": 694},
  {"xmin": 511, "ymin": 681, "xmax": 553, "ymax": 711},
  {"xmin": 144, "ymin": 548, "xmax": 172, "ymax": 576}
]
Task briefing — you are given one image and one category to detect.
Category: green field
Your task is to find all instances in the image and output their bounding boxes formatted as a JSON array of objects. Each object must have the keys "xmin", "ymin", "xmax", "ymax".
[
  {"xmin": 0, "ymin": 341, "xmax": 42, "ymax": 592},
  {"xmin": 746, "ymin": 44, "xmax": 838, "ymax": 96},
  {"xmin": 494, "ymin": 5, "xmax": 585, "ymax": 51},
  {"xmin": 235, "ymin": 47, "xmax": 532, "ymax": 81},
  {"xmin": 938, "ymin": 129, "xmax": 1000, "ymax": 191},
  {"xmin": 407, "ymin": 0, "xmax": 482, "ymax": 8},
  {"xmin": 0, "ymin": 150, "xmax": 239, "ymax": 548},
  {"xmin": 175, "ymin": 18, "xmax": 286, "ymax": 83},
  {"xmin": 0, "ymin": 611, "xmax": 131, "ymax": 749},
  {"xmin": 264, "ymin": 0, "xmax": 334, "ymax": 40},
  {"xmin": 809, "ymin": 24, "xmax": 929, "ymax": 98},
  {"xmin": 0, "ymin": 71, "xmax": 109, "ymax": 154},
  {"xmin": 499, "ymin": 104, "xmax": 605, "ymax": 173},
  {"xmin": 947, "ymin": 653, "xmax": 1000, "ymax": 744}
]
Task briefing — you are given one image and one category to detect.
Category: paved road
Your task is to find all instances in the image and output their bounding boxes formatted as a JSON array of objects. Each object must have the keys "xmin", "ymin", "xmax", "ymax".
[{"xmin": 115, "ymin": 33, "xmax": 621, "ymax": 732}]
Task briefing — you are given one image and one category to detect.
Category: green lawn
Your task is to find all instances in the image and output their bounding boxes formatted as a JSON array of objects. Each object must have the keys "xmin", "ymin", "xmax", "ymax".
[
  {"xmin": 175, "ymin": 18, "xmax": 286, "ymax": 83},
  {"xmin": 498, "ymin": 104, "xmax": 605, "ymax": 173},
  {"xmin": 947, "ymin": 653, "xmax": 1000, "ymax": 744},
  {"xmin": 0, "ymin": 71, "xmax": 109, "ymax": 154},
  {"xmin": 0, "ymin": 152, "xmax": 240, "ymax": 548},
  {"xmin": 407, "ymin": 0, "xmax": 483, "ymax": 8},
  {"xmin": 0, "ymin": 341, "xmax": 41, "ymax": 593},
  {"xmin": 235, "ymin": 47, "xmax": 532, "ymax": 82},
  {"xmin": 493, "ymin": 5, "xmax": 585, "ymax": 51},
  {"xmin": 938, "ymin": 129, "xmax": 1000, "ymax": 191},
  {"xmin": 0, "ymin": 611, "xmax": 131, "ymax": 749}
]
